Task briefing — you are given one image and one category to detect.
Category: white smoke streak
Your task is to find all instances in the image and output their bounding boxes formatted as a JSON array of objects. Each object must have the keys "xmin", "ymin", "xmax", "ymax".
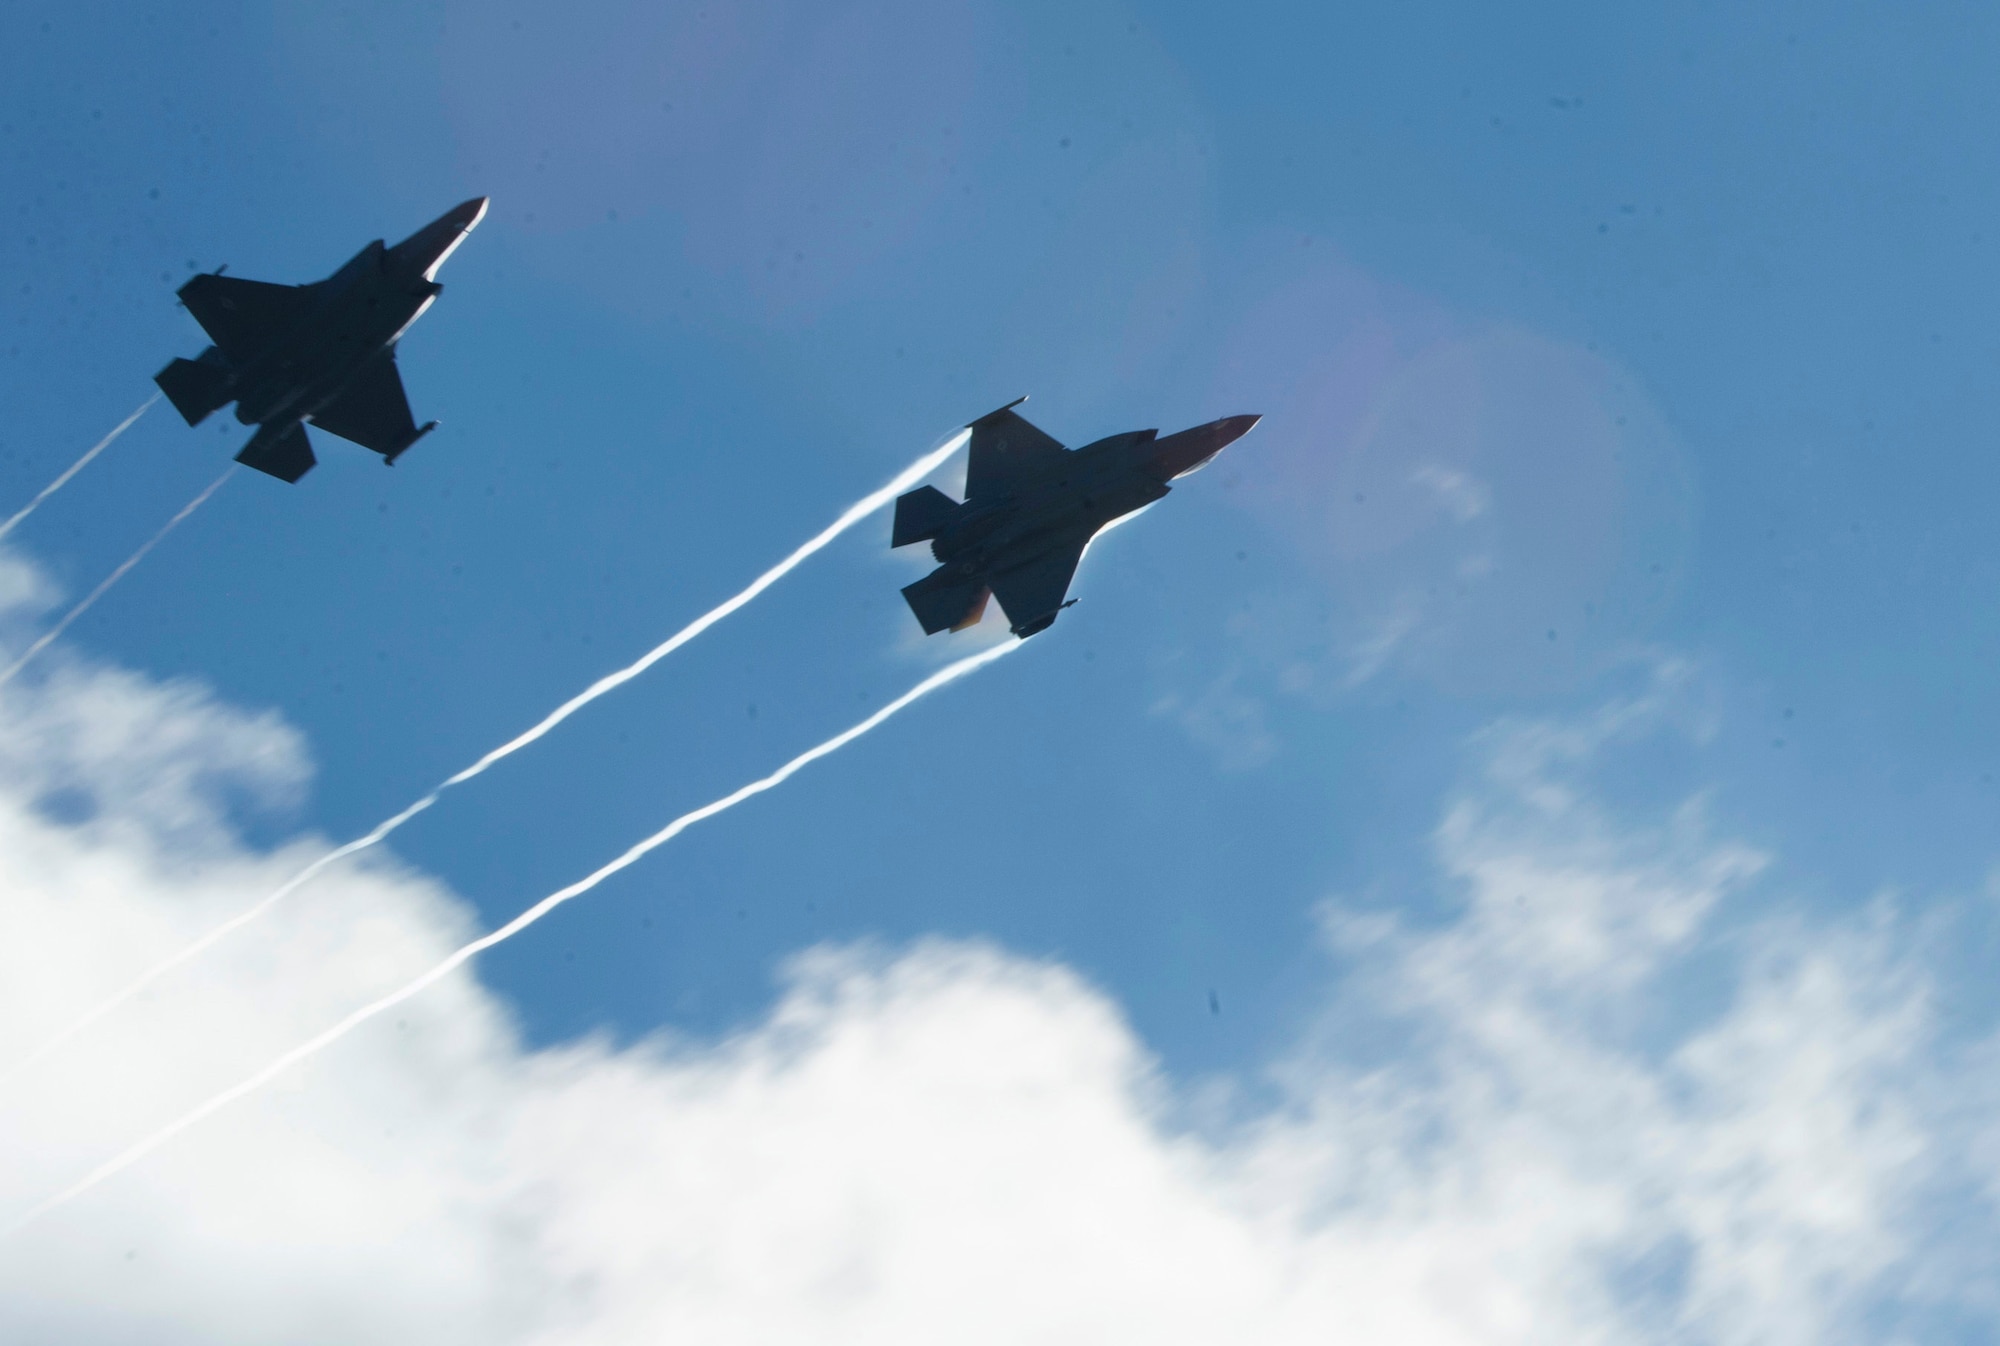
[
  {"xmin": 2, "ymin": 431, "xmax": 968, "ymax": 1080},
  {"xmin": 0, "ymin": 397, "xmax": 159, "ymax": 545},
  {"xmin": 3, "ymin": 636, "xmax": 1020, "ymax": 1234},
  {"xmin": 0, "ymin": 465, "xmax": 235, "ymax": 690}
]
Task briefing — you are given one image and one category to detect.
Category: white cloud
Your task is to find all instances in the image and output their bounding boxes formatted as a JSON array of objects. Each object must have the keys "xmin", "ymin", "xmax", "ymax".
[
  {"xmin": 1410, "ymin": 464, "xmax": 1491, "ymax": 524},
  {"xmin": 0, "ymin": 551, "xmax": 1989, "ymax": 1343},
  {"xmin": 1151, "ymin": 659, "xmax": 1278, "ymax": 771}
]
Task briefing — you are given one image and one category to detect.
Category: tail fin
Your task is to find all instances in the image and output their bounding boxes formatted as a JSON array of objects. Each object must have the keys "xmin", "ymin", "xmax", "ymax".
[
  {"xmin": 235, "ymin": 422, "xmax": 317, "ymax": 483},
  {"xmin": 902, "ymin": 567, "xmax": 991, "ymax": 634},
  {"xmin": 892, "ymin": 485, "xmax": 960, "ymax": 547},
  {"xmin": 154, "ymin": 347, "xmax": 234, "ymax": 427}
]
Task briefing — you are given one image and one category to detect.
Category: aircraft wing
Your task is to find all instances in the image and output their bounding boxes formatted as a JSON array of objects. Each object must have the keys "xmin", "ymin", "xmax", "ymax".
[
  {"xmin": 965, "ymin": 406, "xmax": 1067, "ymax": 500},
  {"xmin": 988, "ymin": 535, "xmax": 1088, "ymax": 637},
  {"xmin": 178, "ymin": 274, "xmax": 313, "ymax": 360},
  {"xmin": 310, "ymin": 353, "xmax": 424, "ymax": 457}
]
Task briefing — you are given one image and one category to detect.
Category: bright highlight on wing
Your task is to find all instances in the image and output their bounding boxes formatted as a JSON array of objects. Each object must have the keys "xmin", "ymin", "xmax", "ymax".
[
  {"xmin": 3, "ymin": 636, "xmax": 1020, "ymax": 1235},
  {"xmin": 1, "ymin": 430, "xmax": 969, "ymax": 1084}
]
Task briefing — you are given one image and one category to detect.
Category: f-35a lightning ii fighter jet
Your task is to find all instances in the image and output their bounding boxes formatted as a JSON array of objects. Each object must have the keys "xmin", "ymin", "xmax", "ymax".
[
  {"xmin": 153, "ymin": 197, "xmax": 488, "ymax": 483},
  {"xmin": 893, "ymin": 399, "xmax": 1260, "ymax": 638}
]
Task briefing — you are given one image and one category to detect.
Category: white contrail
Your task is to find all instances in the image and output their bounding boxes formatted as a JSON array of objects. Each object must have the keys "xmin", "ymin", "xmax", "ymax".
[
  {"xmin": 0, "ymin": 396, "xmax": 159, "ymax": 545},
  {"xmin": 2, "ymin": 431, "xmax": 968, "ymax": 1080},
  {"xmin": 2, "ymin": 637, "xmax": 1020, "ymax": 1235},
  {"xmin": 0, "ymin": 465, "xmax": 235, "ymax": 690}
]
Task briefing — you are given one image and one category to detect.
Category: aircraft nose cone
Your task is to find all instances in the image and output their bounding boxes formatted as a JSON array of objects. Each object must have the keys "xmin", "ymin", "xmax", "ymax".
[
  {"xmin": 1143, "ymin": 412, "xmax": 1263, "ymax": 481},
  {"xmin": 1210, "ymin": 413, "xmax": 1261, "ymax": 447},
  {"xmin": 391, "ymin": 196, "xmax": 492, "ymax": 279}
]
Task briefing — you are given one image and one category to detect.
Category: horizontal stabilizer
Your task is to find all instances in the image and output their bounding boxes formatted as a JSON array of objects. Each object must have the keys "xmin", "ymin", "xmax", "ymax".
[
  {"xmin": 902, "ymin": 567, "xmax": 991, "ymax": 635},
  {"xmin": 154, "ymin": 347, "xmax": 234, "ymax": 427},
  {"xmin": 892, "ymin": 485, "xmax": 960, "ymax": 547},
  {"xmin": 236, "ymin": 422, "xmax": 317, "ymax": 484}
]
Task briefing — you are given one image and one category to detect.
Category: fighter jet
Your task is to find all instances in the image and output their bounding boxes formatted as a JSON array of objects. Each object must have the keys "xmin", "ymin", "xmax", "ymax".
[
  {"xmin": 893, "ymin": 399, "xmax": 1260, "ymax": 638},
  {"xmin": 153, "ymin": 197, "xmax": 489, "ymax": 483}
]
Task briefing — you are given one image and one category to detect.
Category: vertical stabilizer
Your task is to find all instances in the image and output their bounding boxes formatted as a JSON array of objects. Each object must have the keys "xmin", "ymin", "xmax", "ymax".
[
  {"xmin": 892, "ymin": 485, "xmax": 961, "ymax": 547},
  {"xmin": 902, "ymin": 567, "xmax": 991, "ymax": 634},
  {"xmin": 153, "ymin": 347, "xmax": 235, "ymax": 427},
  {"xmin": 236, "ymin": 422, "xmax": 317, "ymax": 483}
]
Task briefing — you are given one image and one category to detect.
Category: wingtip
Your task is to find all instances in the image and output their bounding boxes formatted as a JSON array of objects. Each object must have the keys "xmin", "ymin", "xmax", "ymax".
[
  {"xmin": 384, "ymin": 420, "xmax": 439, "ymax": 466},
  {"xmin": 967, "ymin": 394, "xmax": 1029, "ymax": 428}
]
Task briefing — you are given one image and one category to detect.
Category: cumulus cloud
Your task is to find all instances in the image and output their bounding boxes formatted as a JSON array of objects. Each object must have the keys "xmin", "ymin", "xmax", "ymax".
[{"xmin": 0, "ymin": 551, "xmax": 1990, "ymax": 1343}]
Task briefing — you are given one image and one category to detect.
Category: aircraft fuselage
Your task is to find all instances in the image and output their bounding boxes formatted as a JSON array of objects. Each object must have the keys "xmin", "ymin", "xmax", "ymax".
[
  {"xmin": 927, "ymin": 432, "xmax": 1172, "ymax": 579},
  {"xmin": 229, "ymin": 244, "xmax": 440, "ymax": 430}
]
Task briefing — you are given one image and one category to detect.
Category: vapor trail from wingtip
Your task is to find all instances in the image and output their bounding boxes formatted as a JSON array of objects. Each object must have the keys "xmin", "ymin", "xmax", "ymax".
[
  {"xmin": 2, "ymin": 636, "xmax": 1020, "ymax": 1235},
  {"xmin": 0, "ymin": 430, "xmax": 969, "ymax": 1083},
  {"xmin": 0, "ymin": 396, "xmax": 159, "ymax": 545},
  {"xmin": 0, "ymin": 464, "xmax": 235, "ymax": 691},
  {"xmin": 424, "ymin": 427, "xmax": 970, "ymax": 793}
]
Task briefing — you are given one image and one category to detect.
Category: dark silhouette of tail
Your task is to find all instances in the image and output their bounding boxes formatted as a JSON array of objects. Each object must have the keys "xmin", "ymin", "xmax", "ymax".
[
  {"xmin": 154, "ymin": 347, "xmax": 234, "ymax": 427},
  {"xmin": 235, "ymin": 422, "xmax": 316, "ymax": 483}
]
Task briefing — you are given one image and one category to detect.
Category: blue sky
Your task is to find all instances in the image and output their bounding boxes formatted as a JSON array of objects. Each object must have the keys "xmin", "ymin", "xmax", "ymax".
[{"xmin": 4, "ymin": 2, "xmax": 2000, "ymax": 1337}]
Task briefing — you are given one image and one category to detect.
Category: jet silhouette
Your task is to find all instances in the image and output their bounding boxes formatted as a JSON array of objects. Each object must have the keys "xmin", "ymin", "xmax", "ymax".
[
  {"xmin": 893, "ymin": 399, "xmax": 1260, "ymax": 638},
  {"xmin": 154, "ymin": 197, "xmax": 488, "ymax": 482}
]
